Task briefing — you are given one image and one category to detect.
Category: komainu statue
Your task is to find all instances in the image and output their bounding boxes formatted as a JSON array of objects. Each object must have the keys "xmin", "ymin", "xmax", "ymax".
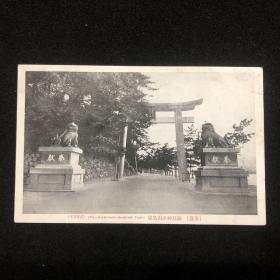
[
  {"xmin": 52, "ymin": 122, "xmax": 79, "ymax": 147},
  {"xmin": 201, "ymin": 123, "xmax": 230, "ymax": 148}
]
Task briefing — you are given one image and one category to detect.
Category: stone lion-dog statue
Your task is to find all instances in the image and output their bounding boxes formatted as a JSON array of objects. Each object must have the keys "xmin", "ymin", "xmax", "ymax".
[
  {"xmin": 201, "ymin": 123, "xmax": 230, "ymax": 148},
  {"xmin": 52, "ymin": 122, "xmax": 79, "ymax": 147}
]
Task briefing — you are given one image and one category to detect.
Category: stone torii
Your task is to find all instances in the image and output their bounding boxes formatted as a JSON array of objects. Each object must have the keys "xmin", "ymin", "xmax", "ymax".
[{"xmin": 147, "ymin": 98, "xmax": 203, "ymax": 181}]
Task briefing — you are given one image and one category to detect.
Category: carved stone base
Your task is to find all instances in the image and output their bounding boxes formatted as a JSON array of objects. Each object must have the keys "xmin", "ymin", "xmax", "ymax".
[
  {"xmin": 195, "ymin": 147, "xmax": 249, "ymax": 193},
  {"xmin": 195, "ymin": 167, "xmax": 248, "ymax": 190},
  {"xmin": 25, "ymin": 147, "xmax": 85, "ymax": 191}
]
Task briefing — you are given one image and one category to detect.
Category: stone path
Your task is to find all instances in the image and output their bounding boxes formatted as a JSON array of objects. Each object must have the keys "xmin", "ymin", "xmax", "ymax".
[{"xmin": 23, "ymin": 174, "xmax": 257, "ymax": 214}]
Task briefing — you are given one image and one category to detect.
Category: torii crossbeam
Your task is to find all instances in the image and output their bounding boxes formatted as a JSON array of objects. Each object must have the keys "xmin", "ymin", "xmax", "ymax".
[{"xmin": 147, "ymin": 98, "xmax": 203, "ymax": 181}]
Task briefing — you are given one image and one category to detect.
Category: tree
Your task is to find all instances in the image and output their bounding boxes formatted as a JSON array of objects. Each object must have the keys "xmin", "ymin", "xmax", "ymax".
[
  {"xmin": 224, "ymin": 118, "xmax": 255, "ymax": 147},
  {"xmin": 184, "ymin": 125, "xmax": 202, "ymax": 167},
  {"xmin": 25, "ymin": 72, "xmax": 156, "ymax": 163},
  {"xmin": 138, "ymin": 143, "xmax": 177, "ymax": 171}
]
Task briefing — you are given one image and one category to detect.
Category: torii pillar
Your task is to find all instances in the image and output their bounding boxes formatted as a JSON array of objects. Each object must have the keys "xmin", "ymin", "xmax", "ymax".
[{"xmin": 148, "ymin": 98, "xmax": 203, "ymax": 181}]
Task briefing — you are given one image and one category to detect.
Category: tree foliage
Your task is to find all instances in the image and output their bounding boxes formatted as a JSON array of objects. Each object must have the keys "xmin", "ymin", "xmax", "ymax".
[
  {"xmin": 224, "ymin": 119, "xmax": 255, "ymax": 147},
  {"xmin": 138, "ymin": 143, "xmax": 177, "ymax": 170},
  {"xmin": 25, "ymin": 71, "xmax": 155, "ymax": 162},
  {"xmin": 184, "ymin": 125, "xmax": 202, "ymax": 166}
]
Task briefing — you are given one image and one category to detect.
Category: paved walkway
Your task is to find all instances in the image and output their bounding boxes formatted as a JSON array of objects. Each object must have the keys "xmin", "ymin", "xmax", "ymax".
[{"xmin": 23, "ymin": 174, "xmax": 257, "ymax": 214}]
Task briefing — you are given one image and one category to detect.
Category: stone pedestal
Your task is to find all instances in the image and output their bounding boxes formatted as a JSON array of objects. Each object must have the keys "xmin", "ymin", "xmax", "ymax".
[
  {"xmin": 195, "ymin": 148, "xmax": 248, "ymax": 192},
  {"xmin": 26, "ymin": 147, "xmax": 85, "ymax": 191}
]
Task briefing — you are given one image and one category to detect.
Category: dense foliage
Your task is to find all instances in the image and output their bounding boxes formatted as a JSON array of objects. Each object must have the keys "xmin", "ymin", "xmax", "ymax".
[
  {"xmin": 138, "ymin": 143, "xmax": 177, "ymax": 171},
  {"xmin": 184, "ymin": 125, "xmax": 202, "ymax": 167},
  {"xmin": 25, "ymin": 71, "xmax": 155, "ymax": 163}
]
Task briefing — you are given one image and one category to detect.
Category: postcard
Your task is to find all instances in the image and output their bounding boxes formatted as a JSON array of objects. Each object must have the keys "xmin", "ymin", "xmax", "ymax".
[{"xmin": 15, "ymin": 65, "xmax": 265, "ymax": 225}]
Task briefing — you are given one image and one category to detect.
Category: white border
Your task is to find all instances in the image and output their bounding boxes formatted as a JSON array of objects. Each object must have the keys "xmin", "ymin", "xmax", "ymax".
[{"xmin": 14, "ymin": 65, "xmax": 266, "ymax": 225}]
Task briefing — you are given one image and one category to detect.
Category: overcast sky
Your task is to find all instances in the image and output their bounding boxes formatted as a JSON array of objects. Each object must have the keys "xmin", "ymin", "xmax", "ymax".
[{"xmin": 144, "ymin": 71, "xmax": 256, "ymax": 171}]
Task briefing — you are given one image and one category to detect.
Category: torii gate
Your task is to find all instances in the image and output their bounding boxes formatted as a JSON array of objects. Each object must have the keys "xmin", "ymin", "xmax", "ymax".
[{"xmin": 147, "ymin": 98, "xmax": 203, "ymax": 181}]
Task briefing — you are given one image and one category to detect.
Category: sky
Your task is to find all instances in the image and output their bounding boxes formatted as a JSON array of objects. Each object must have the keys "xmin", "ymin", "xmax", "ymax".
[{"xmin": 143, "ymin": 71, "xmax": 256, "ymax": 171}]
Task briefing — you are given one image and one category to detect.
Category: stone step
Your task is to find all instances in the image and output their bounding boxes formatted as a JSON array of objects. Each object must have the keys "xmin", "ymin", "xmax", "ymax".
[{"xmin": 187, "ymin": 185, "xmax": 257, "ymax": 197}]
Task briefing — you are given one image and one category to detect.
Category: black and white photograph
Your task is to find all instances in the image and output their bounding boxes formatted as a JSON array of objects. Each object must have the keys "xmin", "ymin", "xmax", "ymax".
[{"xmin": 14, "ymin": 65, "xmax": 265, "ymax": 225}]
